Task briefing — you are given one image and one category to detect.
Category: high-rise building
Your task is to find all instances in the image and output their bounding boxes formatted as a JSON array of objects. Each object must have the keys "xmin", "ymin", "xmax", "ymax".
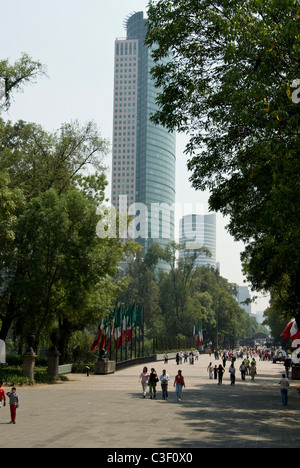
[
  {"xmin": 179, "ymin": 214, "xmax": 217, "ymax": 269},
  {"xmin": 111, "ymin": 11, "xmax": 176, "ymax": 256},
  {"xmin": 237, "ymin": 285, "xmax": 252, "ymax": 316}
]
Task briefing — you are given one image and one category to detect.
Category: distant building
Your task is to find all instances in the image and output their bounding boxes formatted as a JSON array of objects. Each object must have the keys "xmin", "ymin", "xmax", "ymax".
[
  {"xmin": 179, "ymin": 214, "xmax": 217, "ymax": 269},
  {"xmin": 255, "ymin": 310, "xmax": 265, "ymax": 325},
  {"xmin": 111, "ymin": 11, "xmax": 176, "ymax": 264},
  {"xmin": 237, "ymin": 285, "xmax": 252, "ymax": 315}
]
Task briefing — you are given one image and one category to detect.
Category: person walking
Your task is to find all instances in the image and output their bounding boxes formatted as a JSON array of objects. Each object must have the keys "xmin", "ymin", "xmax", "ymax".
[
  {"xmin": 228, "ymin": 363, "xmax": 236, "ymax": 385},
  {"xmin": 0, "ymin": 381, "xmax": 6, "ymax": 417},
  {"xmin": 222, "ymin": 353, "xmax": 227, "ymax": 368},
  {"xmin": 160, "ymin": 369, "xmax": 170, "ymax": 400},
  {"xmin": 250, "ymin": 361, "xmax": 257, "ymax": 381},
  {"xmin": 217, "ymin": 364, "xmax": 224, "ymax": 385},
  {"xmin": 284, "ymin": 355, "xmax": 292, "ymax": 379},
  {"xmin": 7, "ymin": 387, "xmax": 19, "ymax": 424},
  {"xmin": 207, "ymin": 362, "xmax": 213, "ymax": 379},
  {"xmin": 279, "ymin": 374, "xmax": 289, "ymax": 406},
  {"xmin": 149, "ymin": 368, "xmax": 159, "ymax": 399},
  {"xmin": 139, "ymin": 366, "xmax": 150, "ymax": 399},
  {"xmin": 239, "ymin": 361, "xmax": 247, "ymax": 380},
  {"xmin": 174, "ymin": 370, "xmax": 185, "ymax": 401},
  {"xmin": 244, "ymin": 357, "xmax": 250, "ymax": 375}
]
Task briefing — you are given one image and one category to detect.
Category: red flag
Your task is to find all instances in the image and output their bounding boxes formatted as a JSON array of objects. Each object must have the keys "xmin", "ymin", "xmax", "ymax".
[
  {"xmin": 122, "ymin": 310, "xmax": 127, "ymax": 345},
  {"xmin": 114, "ymin": 307, "xmax": 123, "ymax": 349},
  {"xmin": 281, "ymin": 319, "xmax": 294, "ymax": 340},
  {"xmin": 127, "ymin": 305, "xmax": 136, "ymax": 342},
  {"xmin": 281, "ymin": 318, "xmax": 300, "ymax": 348},
  {"xmin": 91, "ymin": 318, "xmax": 104, "ymax": 351}
]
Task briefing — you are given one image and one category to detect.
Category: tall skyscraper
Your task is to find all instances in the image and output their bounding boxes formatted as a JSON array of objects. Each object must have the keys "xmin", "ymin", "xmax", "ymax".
[
  {"xmin": 237, "ymin": 285, "xmax": 252, "ymax": 316},
  {"xmin": 179, "ymin": 214, "xmax": 217, "ymax": 269},
  {"xmin": 111, "ymin": 11, "xmax": 176, "ymax": 256}
]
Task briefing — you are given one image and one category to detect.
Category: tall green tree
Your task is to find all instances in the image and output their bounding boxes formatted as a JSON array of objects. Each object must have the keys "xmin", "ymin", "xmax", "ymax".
[
  {"xmin": 146, "ymin": 0, "xmax": 300, "ymax": 324},
  {"xmin": 0, "ymin": 55, "xmax": 139, "ymax": 358}
]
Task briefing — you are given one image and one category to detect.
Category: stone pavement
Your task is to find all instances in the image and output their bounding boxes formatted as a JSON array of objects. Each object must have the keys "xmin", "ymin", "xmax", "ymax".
[{"xmin": 0, "ymin": 354, "xmax": 300, "ymax": 448}]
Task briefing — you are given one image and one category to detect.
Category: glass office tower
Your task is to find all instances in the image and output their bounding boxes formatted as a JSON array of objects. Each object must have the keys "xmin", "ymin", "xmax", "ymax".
[
  {"xmin": 111, "ymin": 12, "xmax": 176, "ymax": 257},
  {"xmin": 179, "ymin": 214, "xmax": 217, "ymax": 269}
]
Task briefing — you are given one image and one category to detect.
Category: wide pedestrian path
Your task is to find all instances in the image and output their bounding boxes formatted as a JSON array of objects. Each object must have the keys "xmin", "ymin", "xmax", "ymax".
[{"xmin": 0, "ymin": 353, "xmax": 300, "ymax": 448}]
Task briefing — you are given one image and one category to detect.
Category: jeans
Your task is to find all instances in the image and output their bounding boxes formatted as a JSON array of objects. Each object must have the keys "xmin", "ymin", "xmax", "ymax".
[
  {"xmin": 176, "ymin": 384, "xmax": 183, "ymax": 399},
  {"xmin": 161, "ymin": 383, "xmax": 168, "ymax": 399},
  {"xmin": 281, "ymin": 388, "xmax": 288, "ymax": 406}
]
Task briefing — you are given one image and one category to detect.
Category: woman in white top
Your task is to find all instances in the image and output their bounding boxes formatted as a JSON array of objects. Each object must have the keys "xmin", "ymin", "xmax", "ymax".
[{"xmin": 160, "ymin": 369, "xmax": 170, "ymax": 400}]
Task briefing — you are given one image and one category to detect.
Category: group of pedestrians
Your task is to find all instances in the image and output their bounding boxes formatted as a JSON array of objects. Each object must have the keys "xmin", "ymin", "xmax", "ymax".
[
  {"xmin": 139, "ymin": 367, "xmax": 186, "ymax": 401},
  {"xmin": 0, "ymin": 382, "xmax": 20, "ymax": 424},
  {"xmin": 207, "ymin": 357, "xmax": 258, "ymax": 385},
  {"xmin": 175, "ymin": 350, "xmax": 199, "ymax": 365}
]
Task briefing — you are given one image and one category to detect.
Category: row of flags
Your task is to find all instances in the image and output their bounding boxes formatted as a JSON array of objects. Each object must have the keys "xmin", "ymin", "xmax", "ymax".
[
  {"xmin": 193, "ymin": 324, "xmax": 204, "ymax": 347},
  {"xmin": 91, "ymin": 304, "xmax": 143, "ymax": 352},
  {"xmin": 281, "ymin": 318, "xmax": 300, "ymax": 349}
]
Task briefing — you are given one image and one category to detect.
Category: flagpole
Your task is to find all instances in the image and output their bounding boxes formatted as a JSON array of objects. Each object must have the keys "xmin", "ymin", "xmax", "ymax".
[
  {"xmin": 138, "ymin": 310, "xmax": 141, "ymax": 359},
  {"xmin": 125, "ymin": 307, "xmax": 128, "ymax": 362},
  {"xmin": 142, "ymin": 306, "xmax": 144, "ymax": 358},
  {"xmin": 120, "ymin": 307, "xmax": 123, "ymax": 363},
  {"xmin": 130, "ymin": 305, "xmax": 133, "ymax": 361},
  {"xmin": 134, "ymin": 317, "xmax": 137, "ymax": 359}
]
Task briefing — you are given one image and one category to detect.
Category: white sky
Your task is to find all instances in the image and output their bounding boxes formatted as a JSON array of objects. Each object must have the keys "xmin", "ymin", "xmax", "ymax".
[{"xmin": 0, "ymin": 0, "xmax": 270, "ymax": 313}]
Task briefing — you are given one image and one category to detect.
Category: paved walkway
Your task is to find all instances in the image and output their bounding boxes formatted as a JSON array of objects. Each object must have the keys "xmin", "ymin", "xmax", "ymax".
[{"xmin": 0, "ymin": 354, "xmax": 300, "ymax": 448}]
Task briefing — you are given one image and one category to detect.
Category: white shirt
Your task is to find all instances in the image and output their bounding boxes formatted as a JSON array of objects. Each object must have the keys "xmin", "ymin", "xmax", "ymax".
[{"xmin": 160, "ymin": 373, "xmax": 170, "ymax": 383}]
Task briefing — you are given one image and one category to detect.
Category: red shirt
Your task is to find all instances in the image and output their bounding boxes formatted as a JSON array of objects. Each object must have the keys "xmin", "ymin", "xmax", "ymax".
[
  {"xmin": 0, "ymin": 387, "xmax": 6, "ymax": 402},
  {"xmin": 175, "ymin": 375, "xmax": 184, "ymax": 385}
]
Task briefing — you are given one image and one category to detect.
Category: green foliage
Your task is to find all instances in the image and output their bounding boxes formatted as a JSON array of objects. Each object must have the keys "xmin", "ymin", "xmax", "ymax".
[
  {"xmin": 122, "ymin": 242, "xmax": 262, "ymax": 348},
  {"xmin": 0, "ymin": 53, "xmax": 46, "ymax": 110},
  {"xmin": 0, "ymin": 364, "xmax": 68, "ymax": 386},
  {"xmin": 146, "ymin": 0, "xmax": 300, "ymax": 322},
  {"xmin": 0, "ymin": 55, "xmax": 140, "ymax": 361}
]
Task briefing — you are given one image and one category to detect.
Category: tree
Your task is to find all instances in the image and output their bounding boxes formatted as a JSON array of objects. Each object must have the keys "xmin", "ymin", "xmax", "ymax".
[
  {"xmin": 0, "ymin": 55, "xmax": 139, "ymax": 358},
  {"xmin": 0, "ymin": 53, "xmax": 46, "ymax": 110},
  {"xmin": 118, "ymin": 244, "xmax": 165, "ymax": 336},
  {"xmin": 146, "ymin": 0, "xmax": 300, "ymax": 324}
]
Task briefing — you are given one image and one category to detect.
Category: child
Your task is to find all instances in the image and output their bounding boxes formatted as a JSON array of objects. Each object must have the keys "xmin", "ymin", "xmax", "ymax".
[{"xmin": 7, "ymin": 387, "xmax": 19, "ymax": 424}]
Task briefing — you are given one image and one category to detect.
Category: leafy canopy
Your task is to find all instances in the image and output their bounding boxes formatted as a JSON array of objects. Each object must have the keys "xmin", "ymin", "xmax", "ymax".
[{"xmin": 146, "ymin": 0, "xmax": 300, "ymax": 319}]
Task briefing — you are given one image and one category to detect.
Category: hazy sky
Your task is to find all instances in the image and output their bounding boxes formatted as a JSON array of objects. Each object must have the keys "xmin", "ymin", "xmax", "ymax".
[{"xmin": 0, "ymin": 0, "xmax": 270, "ymax": 313}]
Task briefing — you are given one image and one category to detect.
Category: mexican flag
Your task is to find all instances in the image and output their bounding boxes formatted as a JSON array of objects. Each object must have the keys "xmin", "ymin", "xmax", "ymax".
[
  {"xmin": 281, "ymin": 318, "xmax": 300, "ymax": 348},
  {"xmin": 127, "ymin": 304, "xmax": 136, "ymax": 342},
  {"xmin": 193, "ymin": 324, "xmax": 204, "ymax": 347},
  {"xmin": 197, "ymin": 325, "xmax": 204, "ymax": 347},
  {"xmin": 114, "ymin": 307, "xmax": 123, "ymax": 350},
  {"xmin": 122, "ymin": 308, "xmax": 127, "ymax": 345},
  {"xmin": 91, "ymin": 318, "xmax": 104, "ymax": 351}
]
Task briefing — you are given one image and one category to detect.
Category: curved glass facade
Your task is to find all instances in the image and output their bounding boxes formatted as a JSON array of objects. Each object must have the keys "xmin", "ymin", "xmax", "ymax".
[
  {"xmin": 179, "ymin": 214, "xmax": 217, "ymax": 268},
  {"xmin": 112, "ymin": 12, "xmax": 176, "ymax": 260}
]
